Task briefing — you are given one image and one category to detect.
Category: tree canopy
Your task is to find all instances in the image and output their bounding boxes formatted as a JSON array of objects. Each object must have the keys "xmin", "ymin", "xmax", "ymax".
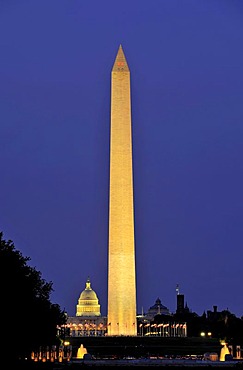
[{"xmin": 0, "ymin": 232, "xmax": 66, "ymax": 360}]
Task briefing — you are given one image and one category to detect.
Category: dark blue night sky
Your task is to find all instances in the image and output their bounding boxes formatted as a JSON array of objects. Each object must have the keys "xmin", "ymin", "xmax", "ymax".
[{"xmin": 1, "ymin": 0, "xmax": 243, "ymax": 318}]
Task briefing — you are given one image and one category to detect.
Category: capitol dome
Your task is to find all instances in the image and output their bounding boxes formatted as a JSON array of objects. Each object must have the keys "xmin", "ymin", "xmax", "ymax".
[
  {"xmin": 76, "ymin": 277, "xmax": 101, "ymax": 317},
  {"xmin": 80, "ymin": 286, "xmax": 98, "ymax": 301}
]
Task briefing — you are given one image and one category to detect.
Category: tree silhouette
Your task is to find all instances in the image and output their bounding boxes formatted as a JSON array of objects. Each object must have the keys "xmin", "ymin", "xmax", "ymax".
[{"xmin": 0, "ymin": 232, "xmax": 66, "ymax": 361}]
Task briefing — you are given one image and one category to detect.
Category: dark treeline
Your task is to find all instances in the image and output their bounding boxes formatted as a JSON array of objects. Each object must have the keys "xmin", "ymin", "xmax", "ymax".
[
  {"xmin": 149, "ymin": 309, "xmax": 243, "ymax": 346},
  {"xmin": 0, "ymin": 232, "xmax": 66, "ymax": 361}
]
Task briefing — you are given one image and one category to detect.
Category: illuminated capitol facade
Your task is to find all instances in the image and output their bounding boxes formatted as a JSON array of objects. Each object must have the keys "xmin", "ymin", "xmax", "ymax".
[
  {"xmin": 66, "ymin": 46, "xmax": 187, "ymax": 338},
  {"xmin": 66, "ymin": 277, "xmax": 107, "ymax": 337}
]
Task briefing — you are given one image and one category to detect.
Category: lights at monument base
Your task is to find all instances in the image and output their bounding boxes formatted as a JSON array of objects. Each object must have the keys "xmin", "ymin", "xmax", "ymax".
[
  {"xmin": 138, "ymin": 322, "xmax": 187, "ymax": 337},
  {"xmin": 64, "ymin": 320, "xmax": 187, "ymax": 338}
]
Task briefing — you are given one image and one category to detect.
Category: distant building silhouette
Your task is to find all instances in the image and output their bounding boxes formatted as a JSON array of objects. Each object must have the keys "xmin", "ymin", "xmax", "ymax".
[
  {"xmin": 145, "ymin": 298, "xmax": 170, "ymax": 320},
  {"xmin": 175, "ymin": 285, "xmax": 190, "ymax": 315}
]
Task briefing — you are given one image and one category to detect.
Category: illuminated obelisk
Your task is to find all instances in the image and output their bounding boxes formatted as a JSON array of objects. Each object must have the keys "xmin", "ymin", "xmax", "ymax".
[{"xmin": 107, "ymin": 45, "xmax": 137, "ymax": 336}]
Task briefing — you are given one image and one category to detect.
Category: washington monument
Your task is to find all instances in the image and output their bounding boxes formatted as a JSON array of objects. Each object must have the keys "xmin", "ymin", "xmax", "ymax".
[{"xmin": 107, "ymin": 45, "xmax": 137, "ymax": 336}]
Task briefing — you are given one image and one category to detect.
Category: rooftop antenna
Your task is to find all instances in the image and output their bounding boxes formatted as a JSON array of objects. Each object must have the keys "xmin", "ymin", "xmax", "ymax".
[{"xmin": 176, "ymin": 284, "xmax": 180, "ymax": 295}]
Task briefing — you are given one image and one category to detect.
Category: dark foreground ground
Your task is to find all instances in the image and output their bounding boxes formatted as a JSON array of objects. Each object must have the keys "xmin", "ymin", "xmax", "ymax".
[
  {"xmin": 67, "ymin": 336, "xmax": 222, "ymax": 359},
  {"xmin": 4, "ymin": 358, "xmax": 243, "ymax": 370},
  {"xmin": 4, "ymin": 337, "xmax": 243, "ymax": 370}
]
